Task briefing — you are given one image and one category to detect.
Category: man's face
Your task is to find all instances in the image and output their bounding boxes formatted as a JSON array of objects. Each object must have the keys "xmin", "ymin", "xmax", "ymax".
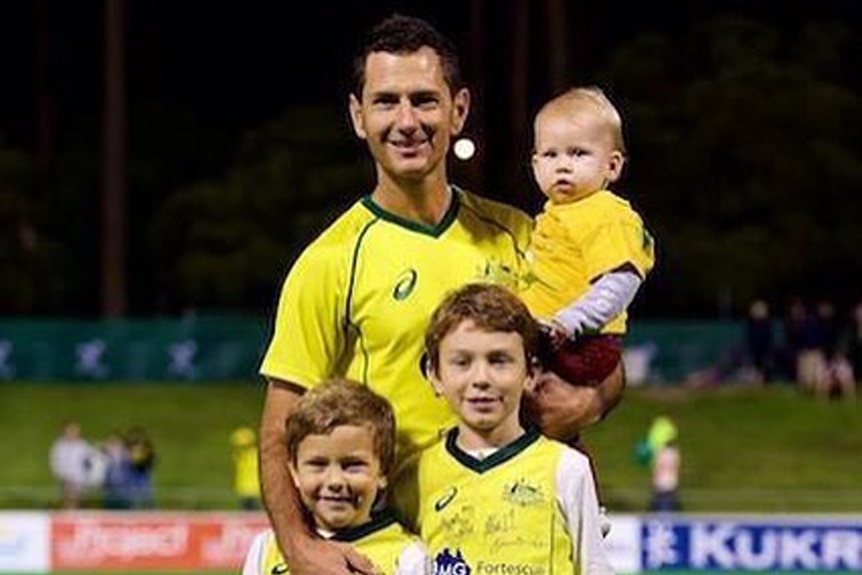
[
  {"xmin": 349, "ymin": 47, "xmax": 469, "ymax": 185},
  {"xmin": 289, "ymin": 424, "xmax": 386, "ymax": 532}
]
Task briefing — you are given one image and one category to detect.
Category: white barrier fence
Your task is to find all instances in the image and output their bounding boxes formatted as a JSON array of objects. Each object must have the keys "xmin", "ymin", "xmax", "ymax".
[{"xmin": 1, "ymin": 512, "xmax": 860, "ymax": 573}]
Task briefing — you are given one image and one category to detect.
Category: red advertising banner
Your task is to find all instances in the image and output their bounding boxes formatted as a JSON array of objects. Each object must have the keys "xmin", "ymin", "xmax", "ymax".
[{"xmin": 51, "ymin": 512, "xmax": 270, "ymax": 572}]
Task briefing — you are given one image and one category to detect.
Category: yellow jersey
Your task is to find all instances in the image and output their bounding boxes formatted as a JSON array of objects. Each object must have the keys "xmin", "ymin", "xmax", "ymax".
[
  {"xmin": 260, "ymin": 188, "xmax": 532, "ymax": 461},
  {"xmin": 242, "ymin": 514, "xmax": 429, "ymax": 575},
  {"xmin": 416, "ymin": 428, "xmax": 614, "ymax": 575},
  {"xmin": 521, "ymin": 190, "xmax": 654, "ymax": 334}
]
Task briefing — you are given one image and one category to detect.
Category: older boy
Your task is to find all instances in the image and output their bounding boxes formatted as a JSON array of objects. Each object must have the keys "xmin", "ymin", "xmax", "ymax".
[{"xmin": 416, "ymin": 283, "xmax": 613, "ymax": 575}]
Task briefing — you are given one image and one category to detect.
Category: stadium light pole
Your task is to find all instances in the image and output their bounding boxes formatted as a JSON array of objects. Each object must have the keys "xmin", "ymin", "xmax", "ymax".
[{"xmin": 101, "ymin": 0, "xmax": 128, "ymax": 317}]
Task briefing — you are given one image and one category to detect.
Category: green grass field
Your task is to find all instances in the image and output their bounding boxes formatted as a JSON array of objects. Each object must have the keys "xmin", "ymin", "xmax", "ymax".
[{"xmin": 1, "ymin": 381, "xmax": 859, "ymax": 511}]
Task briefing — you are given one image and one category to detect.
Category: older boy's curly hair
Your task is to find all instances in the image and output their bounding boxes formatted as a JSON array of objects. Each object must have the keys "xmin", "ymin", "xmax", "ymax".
[
  {"xmin": 424, "ymin": 283, "xmax": 539, "ymax": 376},
  {"xmin": 285, "ymin": 378, "xmax": 395, "ymax": 475}
]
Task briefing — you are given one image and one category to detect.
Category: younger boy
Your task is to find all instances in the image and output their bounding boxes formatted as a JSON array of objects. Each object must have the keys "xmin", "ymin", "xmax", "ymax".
[
  {"xmin": 522, "ymin": 86, "xmax": 655, "ymax": 387},
  {"xmin": 416, "ymin": 283, "xmax": 614, "ymax": 575},
  {"xmin": 243, "ymin": 379, "xmax": 429, "ymax": 575}
]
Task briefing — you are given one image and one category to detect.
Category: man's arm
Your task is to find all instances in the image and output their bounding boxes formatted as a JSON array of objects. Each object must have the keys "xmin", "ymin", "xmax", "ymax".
[
  {"xmin": 259, "ymin": 378, "xmax": 375, "ymax": 575},
  {"xmin": 524, "ymin": 362, "xmax": 625, "ymax": 442}
]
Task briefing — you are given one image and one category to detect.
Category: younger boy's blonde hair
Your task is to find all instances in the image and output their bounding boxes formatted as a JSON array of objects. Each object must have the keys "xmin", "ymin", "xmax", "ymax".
[
  {"xmin": 535, "ymin": 86, "xmax": 626, "ymax": 155},
  {"xmin": 286, "ymin": 378, "xmax": 396, "ymax": 475}
]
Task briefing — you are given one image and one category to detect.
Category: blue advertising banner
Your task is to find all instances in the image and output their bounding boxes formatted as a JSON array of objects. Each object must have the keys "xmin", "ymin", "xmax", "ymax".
[{"xmin": 641, "ymin": 517, "xmax": 861, "ymax": 572}]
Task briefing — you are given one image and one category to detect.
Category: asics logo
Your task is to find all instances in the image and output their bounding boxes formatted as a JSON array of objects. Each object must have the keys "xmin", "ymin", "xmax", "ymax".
[
  {"xmin": 393, "ymin": 269, "xmax": 418, "ymax": 300},
  {"xmin": 434, "ymin": 487, "xmax": 458, "ymax": 512}
]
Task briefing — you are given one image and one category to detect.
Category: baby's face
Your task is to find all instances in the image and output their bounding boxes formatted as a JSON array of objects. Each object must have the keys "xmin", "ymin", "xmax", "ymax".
[
  {"xmin": 290, "ymin": 424, "xmax": 386, "ymax": 532},
  {"xmin": 531, "ymin": 108, "xmax": 623, "ymax": 204}
]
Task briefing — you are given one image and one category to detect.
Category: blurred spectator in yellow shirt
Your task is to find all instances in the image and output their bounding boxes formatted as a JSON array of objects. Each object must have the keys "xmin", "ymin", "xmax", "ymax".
[{"xmin": 231, "ymin": 426, "xmax": 261, "ymax": 510}]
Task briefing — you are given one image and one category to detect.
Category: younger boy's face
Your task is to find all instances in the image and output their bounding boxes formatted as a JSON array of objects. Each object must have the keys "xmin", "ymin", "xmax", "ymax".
[
  {"xmin": 290, "ymin": 424, "xmax": 386, "ymax": 532},
  {"xmin": 531, "ymin": 108, "xmax": 623, "ymax": 204},
  {"xmin": 430, "ymin": 320, "xmax": 534, "ymax": 446}
]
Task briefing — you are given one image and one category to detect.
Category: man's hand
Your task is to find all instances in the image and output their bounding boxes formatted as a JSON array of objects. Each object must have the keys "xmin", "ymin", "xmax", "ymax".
[
  {"xmin": 524, "ymin": 362, "xmax": 625, "ymax": 442},
  {"xmin": 280, "ymin": 537, "xmax": 377, "ymax": 575},
  {"xmin": 539, "ymin": 318, "xmax": 573, "ymax": 350}
]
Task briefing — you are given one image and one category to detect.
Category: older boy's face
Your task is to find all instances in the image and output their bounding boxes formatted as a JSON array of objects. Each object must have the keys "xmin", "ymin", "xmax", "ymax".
[
  {"xmin": 431, "ymin": 320, "xmax": 533, "ymax": 447},
  {"xmin": 289, "ymin": 424, "xmax": 386, "ymax": 532}
]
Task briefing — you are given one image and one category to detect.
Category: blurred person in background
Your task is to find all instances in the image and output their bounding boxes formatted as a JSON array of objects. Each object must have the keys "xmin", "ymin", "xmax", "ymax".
[
  {"xmin": 745, "ymin": 298, "xmax": 775, "ymax": 384},
  {"xmin": 849, "ymin": 302, "xmax": 862, "ymax": 378},
  {"xmin": 811, "ymin": 299, "xmax": 854, "ymax": 400},
  {"xmin": 257, "ymin": 14, "xmax": 626, "ymax": 575},
  {"xmin": 644, "ymin": 416, "xmax": 680, "ymax": 512},
  {"xmin": 126, "ymin": 426, "xmax": 156, "ymax": 508},
  {"xmin": 784, "ymin": 298, "xmax": 824, "ymax": 390},
  {"xmin": 231, "ymin": 426, "xmax": 261, "ymax": 510},
  {"xmin": 813, "ymin": 300, "xmax": 841, "ymax": 364},
  {"xmin": 101, "ymin": 432, "xmax": 133, "ymax": 509},
  {"xmin": 842, "ymin": 302, "xmax": 862, "ymax": 397},
  {"xmin": 49, "ymin": 421, "xmax": 104, "ymax": 509}
]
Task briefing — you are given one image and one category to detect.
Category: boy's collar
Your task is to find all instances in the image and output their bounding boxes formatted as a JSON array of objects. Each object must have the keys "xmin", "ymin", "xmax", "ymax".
[
  {"xmin": 445, "ymin": 426, "xmax": 541, "ymax": 473},
  {"xmin": 321, "ymin": 512, "xmax": 397, "ymax": 543}
]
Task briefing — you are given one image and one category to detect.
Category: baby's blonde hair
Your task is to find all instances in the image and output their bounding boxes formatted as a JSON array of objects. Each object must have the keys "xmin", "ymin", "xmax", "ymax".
[{"xmin": 536, "ymin": 86, "xmax": 626, "ymax": 155}]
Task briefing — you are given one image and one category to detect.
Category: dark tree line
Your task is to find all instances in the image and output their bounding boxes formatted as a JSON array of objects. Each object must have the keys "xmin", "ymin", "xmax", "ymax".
[{"xmin": 0, "ymin": 14, "xmax": 859, "ymax": 318}]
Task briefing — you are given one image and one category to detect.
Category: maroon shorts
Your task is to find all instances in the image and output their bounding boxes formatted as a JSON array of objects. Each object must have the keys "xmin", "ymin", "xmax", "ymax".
[{"xmin": 542, "ymin": 334, "xmax": 622, "ymax": 387}]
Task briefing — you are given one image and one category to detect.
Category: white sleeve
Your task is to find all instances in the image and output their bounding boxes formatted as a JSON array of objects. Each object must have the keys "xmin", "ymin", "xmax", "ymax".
[
  {"xmin": 241, "ymin": 531, "xmax": 271, "ymax": 575},
  {"xmin": 557, "ymin": 450, "xmax": 615, "ymax": 575},
  {"xmin": 395, "ymin": 541, "xmax": 433, "ymax": 575},
  {"xmin": 555, "ymin": 270, "xmax": 641, "ymax": 337}
]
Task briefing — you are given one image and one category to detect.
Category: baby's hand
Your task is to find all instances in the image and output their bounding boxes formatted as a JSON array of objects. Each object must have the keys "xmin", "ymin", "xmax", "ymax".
[{"xmin": 539, "ymin": 319, "xmax": 572, "ymax": 350}]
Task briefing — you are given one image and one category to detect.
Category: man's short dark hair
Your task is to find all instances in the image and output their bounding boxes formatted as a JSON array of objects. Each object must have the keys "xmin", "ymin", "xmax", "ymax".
[{"xmin": 352, "ymin": 13, "xmax": 463, "ymax": 98}]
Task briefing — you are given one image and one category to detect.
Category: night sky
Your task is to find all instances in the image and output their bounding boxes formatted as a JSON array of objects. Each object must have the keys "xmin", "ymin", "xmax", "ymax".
[{"xmin": 2, "ymin": 1, "xmax": 859, "ymax": 155}]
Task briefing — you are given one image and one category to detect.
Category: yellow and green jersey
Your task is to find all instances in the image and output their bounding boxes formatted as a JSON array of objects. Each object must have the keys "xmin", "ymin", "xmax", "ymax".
[
  {"xmin": 260, "ymin": 187, "xmax": 532, "ymax": 461},
  {"xmin": 242, "ymin": 514, "xmax": 429, "ymax": 575},
  {"xmin": 521, "ymin": 190, "xmax": 654, "ymax": 334},
  {"xmin": 416, "ymin": 428, "xmax": 614, "ymax": 575}
]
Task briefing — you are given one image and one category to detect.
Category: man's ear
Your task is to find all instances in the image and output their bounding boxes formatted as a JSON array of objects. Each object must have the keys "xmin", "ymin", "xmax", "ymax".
[
  {"xmin": 450, "ymin": 87, "xmax": 471, "ymax": 136},
  {"xmin": 349, "ymin": 93, "xmax": 367, "ymax": 140}
]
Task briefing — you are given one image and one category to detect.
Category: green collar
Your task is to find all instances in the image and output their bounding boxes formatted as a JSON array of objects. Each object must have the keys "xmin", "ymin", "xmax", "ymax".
[
  {"xmin": 329, "ymin": 512, "xmax": 397, "ymax": 543},
  {"xmin": 445, "ymin": 426, "xmax": 541, "ymax": 473},
  {"xmin": 361, "ymin": 186, "xmax": 461, "ymax": 238}
]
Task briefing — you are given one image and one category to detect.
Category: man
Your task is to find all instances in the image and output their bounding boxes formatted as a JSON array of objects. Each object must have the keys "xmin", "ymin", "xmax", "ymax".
[{"xmin": 258, "ymin": 14, "xmax": 624, "ymax": 575}]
